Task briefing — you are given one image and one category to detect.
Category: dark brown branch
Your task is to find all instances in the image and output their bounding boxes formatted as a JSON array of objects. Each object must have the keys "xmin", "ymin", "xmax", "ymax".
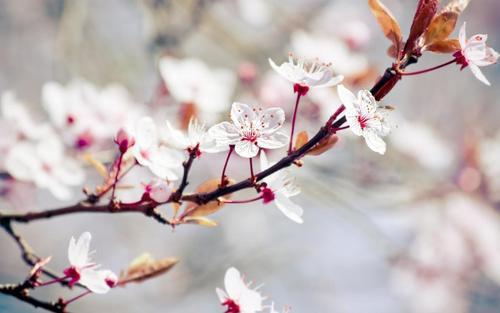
[
  {"xmin": 171, "ymin": 146, "xmax": 199, "ymax": 202},
  {"xmin": 0, "ymin": 283, "xmax": 64, "ymax": 313}
]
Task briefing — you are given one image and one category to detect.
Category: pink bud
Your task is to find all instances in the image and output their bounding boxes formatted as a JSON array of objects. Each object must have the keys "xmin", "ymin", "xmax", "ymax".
[
  {"xmin": 105, "ymin": 272, "xmax": 118, "ymax": 288},
  {"xmin": 145, "ymin": 180, "xmax": 173, "ymax": 203},
  {"xmin": 293, "ymin": 83, "xmax": 309, "ymax": 96},
  {"xmin": 261, "ymin": 187, "xmax": 275, "ymax": 204},
  {"xmin": 114, "ymin": 128, "xmax": 135, "ymax": 154}
]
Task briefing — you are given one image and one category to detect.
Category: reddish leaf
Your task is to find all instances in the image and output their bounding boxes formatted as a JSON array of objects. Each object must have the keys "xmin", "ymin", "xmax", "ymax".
[
  {"xmin": 425, "ymin": 39, "xmax": 461, "ymax": 53},
  {"xmin": 405, "ymin": 0, "xmax": 440, "ymax": 54},
  {"xmin": 368, "ymin": 0, "xmax": 403, "ymax": 58},
  {"xmin": 424, "ymin": 11, "xmax": 459, "ymax": 45}
]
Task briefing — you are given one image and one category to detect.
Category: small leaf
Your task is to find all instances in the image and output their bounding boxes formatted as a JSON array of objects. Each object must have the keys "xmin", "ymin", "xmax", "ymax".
[
  {"xmin": 368, "ymin": 0, "xmax": 403, "ymax": 57},
  {"xmin": 294, "ymin": 131, "xmax": 309, "ymax": 150},
  {"xmin": 405, "ymin": 0, "xmax": 439, "ymax": 54},
  {"xmin": 183, "ymin": 178, "xmax": 235, "ymax": 217},
  {"xmin": 28, "ymin": 256, "xmax": 52, "ymax": 279},
  {"xmin": 119, "ymin": 253, "xmax": 178, "ymax": 285},
  {"xmin": 182, "ymin": 216, "xmax": 218, "ymax": 227},
  {"xmin": 443, "ymin": 0, "xmax": 471, "ymax": 14},
  {"xmin": 425, "ymin": 38, "xmax": 461, "ymax": 53},
  {"xmin": 307, "ymin": 135, "xmax": 339, "ymax": 156},
  {"xmin": 83, "ymin": 153, "xmax": 108, "ymax": 178},
  {"xmin": 424, "ymin": 11, "xmax": 459, "ymax": 45}
]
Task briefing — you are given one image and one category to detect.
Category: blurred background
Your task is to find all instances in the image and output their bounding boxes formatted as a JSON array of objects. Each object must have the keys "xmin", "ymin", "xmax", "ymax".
[{"xmin": 0, "ymin": 0, "xmax": 499, "ymax": 312}]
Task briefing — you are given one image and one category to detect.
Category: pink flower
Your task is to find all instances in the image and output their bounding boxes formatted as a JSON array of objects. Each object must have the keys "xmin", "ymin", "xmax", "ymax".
[{"xmin": 454, "ymin": 22, "xmax": 499, "ymax": 86}]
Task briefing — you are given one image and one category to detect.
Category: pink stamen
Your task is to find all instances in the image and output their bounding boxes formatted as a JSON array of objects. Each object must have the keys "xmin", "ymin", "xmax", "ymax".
[{"xmin": 222, "ymin": 299, "xmax": 241, "ymax": 313}]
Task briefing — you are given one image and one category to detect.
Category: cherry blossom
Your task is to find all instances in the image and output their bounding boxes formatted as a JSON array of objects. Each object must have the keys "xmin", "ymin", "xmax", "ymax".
[
  {"xmin": 337, "ymin": 84, "xmax": 390, "ymax": 155},
  {"xmin": 260, "ymin": 151, "xmax": 303, "ymax": 224},
  {"xmin": 209, "ymin": 102, "xmax": 288, "ymax": 158},
  {"xmin": 130, "ymin": 117, "xmax": 183, "ymax": 181},
  {"xmin": 216, "ymin": 267, "xmax": 263, "ymax": 313},
  {"xmin": 64, "ymin": 232, "xmax": 117, "ymax": 293},
  {"xmin": 268, "ymin": 54, "xmax": 344, "ymax": 91},
  {"xmin": 4, "ymin": 134, "xmax": 84, "ymax": 200},
  {"xmin": 159, "ymin": 56, "xmax": 236, "ymax": 120},
  {"xmin": 143, "ymin": 179, "xmax": 173, "ymax": 203},
  {"xmin": 454, "ymin": 22, "xmax": 499, "ymax": 86},
  {"xmin": 164, "ymin": 118, "xmax": 222, "ymax": 154},
  {"xmin": 42, "ymin": 79, "xmax": 141, "ymax": 149}
]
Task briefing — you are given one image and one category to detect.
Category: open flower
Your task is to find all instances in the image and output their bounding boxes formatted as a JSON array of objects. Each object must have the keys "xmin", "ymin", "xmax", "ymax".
[
  {"xmin": 130, "ymin": 117, "xmax": 183, "ymax": 181},
  {"xmin": 269, "ymin": 54, "xmax": 343, "ymax": 92},
  {"xmin": 209, "ymin": 102, "xmax": 288, "ymax": 158},
  {"xmin": 337, "ymin": 85, "xmax": 391, "ymax": 155},
  {"xmin": 4, "ymin": 134, "xmax": 84, "ymax": 200},
  {"xmin": 454, "ymin": 22, "xmax": 499, "ymax": 86},
  {"xmin": 260, "ymin": 151, "xmax": 303, "ymax": 224},
  {"xmin": 164, "ymin": 118, "xmax": 223, "ymax": 154},
  {"xmin": 216, "ymin": 267, "xmax": 263, "ymax": 313},
  {"xmin": 65, "ymin": 232, "xmax": 117, "ymax": 293}
]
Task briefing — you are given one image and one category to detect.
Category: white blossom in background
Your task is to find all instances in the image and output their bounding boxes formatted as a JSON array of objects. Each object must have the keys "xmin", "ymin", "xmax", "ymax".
[
  {"xmin": 164, "ymin": 118, "xmax": 223, "ymax": 153},
  {"xmin": 144, "ymin": 179, "xmax": 174, "ymax": 203},
  {"xmin": 290, "ymin": 31, "xmax": 369, "ymax": 77},
  {"xmin": 4, "ymin": 134, "xmax": 84, "ymax": 200},
  {"xmin": 42, "ymin": 79, "xmax": 142, "ymax": 149},
  {"xmin": 159, "ymin": 56, "xmax": 236, "ymax": 121},
  {"xmin": 455, "ymin": 22, "xmax": 499, "ymax": 86},
  {"xmin": 478, "ymin": 133, "xmax": 500, "ymax": 201},
  {"xmin": 337, "ymin": 84, "xmax": 391, "ymax": 155},
  {"xmin": 130, "ymin": 117, "xmax": 183, "ymax": 181},
  {"xmin": 236, "ymin": 0, "xmax": 271, "ymax": 27},
  {"xmin": 65, "ymin": 232, "xmax": 117, "ymax": 293},
  {"xmin": 209, "ymin": 102, "xmax": 288, "ymax": 158},
  {"xmin": 269, "ymin": 54, "xmax": 344, "ymax": 90},
  {"xmin": 392, "ymin": 194, "xmax": 500, "ymax": 313},
  {"xmin": 216, "ymin": 267, "xmax": 263, "ymax": 313},
  {"xmin": 260, "ymin": 151, "xmax": 303, "ymax": 224}
]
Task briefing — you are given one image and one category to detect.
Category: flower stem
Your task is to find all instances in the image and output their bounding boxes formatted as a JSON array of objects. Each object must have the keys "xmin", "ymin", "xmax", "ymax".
[
  {"xmin": 288, "ymin": 92, "xmax": 303, "ymax": 154},
  {"xmin": 398, "ymin": 59, "xmax": 456, "ymax": 76},
  {"xmin": 221, "ymin": 195, "xmax": 264, "ymax": 204},
  {"xmin": 63, "ymin": 290, "xmax": 92, "ymax": 306},
  {"xmin": 220, "ymin": 145, "xmax": 235, "ymax": 186},
  {"xmin": 249, "ymin": 157, "xmax": 255, "ymax": 181},
  {"xmin": 110, "ymin": 152, "xmax": 124, "ymax": 201}
]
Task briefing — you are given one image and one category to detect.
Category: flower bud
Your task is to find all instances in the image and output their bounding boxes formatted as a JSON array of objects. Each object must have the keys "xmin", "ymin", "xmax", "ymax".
[
  {"xmin": 145, "ymin": 180, "xmax": 173, "ymax": 203},
  {"xmin": 261, "ymin": 187, "xmax": 275, "ymax": 204},
  {"xmin": 114, "ymin": 128, "xmax": 135, "ymax": 154}
]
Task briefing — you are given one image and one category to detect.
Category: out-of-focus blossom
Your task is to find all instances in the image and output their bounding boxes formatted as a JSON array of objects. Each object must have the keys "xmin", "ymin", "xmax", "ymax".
[
  {"xmin": 65, "ymin": 232, "xmax": 117, "ymax": 293},
  {"xmin": 478, "ymin": 133, "xmax": 500, "ymax": 201},
  {"xmin": 236, "ymin": 0, "xmax": 271, "ymax": 27},
  {"xmin": 337, "ymin": 85, "xmax": 390, "ymax": 155},
  {"xmin": 216, "ymin": 267, "xmax": 263, "ymax": 313},
  {"xmin": 4, "ymin": 134, "xmax": 84, "ymax": 200},
  {"xmin": 164, "ymin": 118, "xmax": 222, "ymax": 153},
  {"xmin": 454, "ymin": 23, "xmax": 499, "ymax": 86},
  {"xmin": 209, "ymin": 102, "xmax": 288, "ymax": 158},
  {"xmin": 290, "ymin": 31, "xmax": 369, "ymax": 77},
  {"xmin": 260, "ymin": 151, "xmax": 303, "ymax": 224},
  {"xmin": 159, "ymin": 56, "xmax": 236, "ymax": 119},
  {"xmin": 42, "ymin": 79, "xmax": 141, "ymax": 149},
  {"xmin": 258, "ymin": 71, "xmax": 294, "ymax": 108},
  {"xmin": 130, "ymin": 117, "xmax": 183, "ymax": 181},
  {"xmin": 144, "ymin": 179, "xmax": 173, "ymax": 203},
  {"xmin": 392, "ymin": 194, "xmax": 500, "ymax": 313},
  {"xmin": 307, "ymin": 87, "xmax": 341, "ymax": 122},
  {"xmin": 269, "ymin": 54, "xmax": 343, "ymax": 90}
]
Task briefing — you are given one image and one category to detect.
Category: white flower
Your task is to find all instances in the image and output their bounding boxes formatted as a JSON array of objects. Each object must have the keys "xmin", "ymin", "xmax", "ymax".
[
  {"xmin": 144, "ymin": 179, "xmax": 173, "ymax": 203},
  {"xmin": 42, "ymin": 79, "xmax": 142, "ymax": 149},
  {"xmin": 216, "ymin": 267, "xmax": 263, "ymax": 313},
  {"xmin": 4, "ymin": 134, "xmax": 84, "ymax": 200},
  {"xmin": 209, "ymin": 102, "xmax": 288, "ymax": 158},
  {"xmin": 455, "ymin": 22, "xmax": 499, "ymax": 86},
  {"xmin": 260, "ymin": 151, "xmax": 303, "ymax": 224},
  {"xmin": 164, "ymin": 118, "xmax": 223, "ymax": 153},
  {"xmin": 159, "ymin": 56, "xmax": 236, "ymax": 119},
  {"xmin": 337, "ymin": 84, "xmax": 390, "ymax": 155},
  {"xmin": 65, "ymin": 232, "xmax": 117, "ymax": 293},
  {"xmin": 130, "ymin": 117, "xmax": 183, "ymax": 181},
  {"xmin": 268, "ymin": 54, "xmax": 343, "ymax": 89}
]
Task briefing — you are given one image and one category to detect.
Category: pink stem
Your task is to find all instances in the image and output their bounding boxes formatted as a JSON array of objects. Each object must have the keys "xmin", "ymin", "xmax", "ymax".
[
  {"xmin": 288, "ymin": 92, "xmax": 303, "ymax": 153},
  {"xmin": 220, "ymin": 145, "xmax": 235, "ymax": 185},
  {"xmin": 249, "ymin": 157, "xmax": 255, "ymax": 181},
  {"xmin": 399, "ymin": 59, "xmax": 456, "ymax": 76},
  {"xmin": 110, "ymin": 153, "xmax": 124, "ymax": 201},
  {"xmin": 63, "ymin": 290, "xmax": 92, "ymax": 306},
  {"xmin": 221, "ymin": 195, "xmax": 264, "ymax": 204}
]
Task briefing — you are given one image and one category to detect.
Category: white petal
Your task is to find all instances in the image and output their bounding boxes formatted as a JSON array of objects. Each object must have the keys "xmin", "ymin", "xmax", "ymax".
[
  {"xmin": 363, "ymin": 130, "xmax": 387, "ymax": 154},
  {"xmin": 317, "ymin": 74, "xmax": 344, "ymax": 88},
  {"xmin": 135, "ymin": 117, "xmax": 157, "ymax": 150},
  {"xmin": 257, "ymin": 107, "xmax": 285, "ymax": 135},
  {"xmin": 459, "ymin": 22, "xmax": 466, "ymax": 48},
  {"xmin": 257, "ymin": 132, "xmax": 288, "ymax": 150},
  {"xmin": 357, "ymin": 90, "xmax": 377, "ymax": 117},
  {"xmin": 474, "ymin": 47, "xmax": 500, "ymax": 66},
  {"xmin": 150, "ymin": 180, "xmax": 173, "ymax": 203},
  {"xmin": 231, "ymin": 102, "xmax": 257, "ymax": 129},
  {"xmin": 345, "ymin": 112, "xmax": 363, "ymax": 136},
  {"xmin": 274, "ymin": 192, "xmax": 304, "ymax": 224},
  {"xmin": 259, "ymin": 150, "xmax": 270, "ymax": 171},
  {"xmin": 79, "ymin": 269, "xmax": 113, "ymax": 294},
  {"xmin": 469, "ymin": 64, "xmax": 491, "ymax": 86},
  {"xmin": 68, "ymin": 232, "xmax": 92, "ymax": 267},
  {"xmin": 208, "ymin": 122, "xmax": 241, "ymax": 146},
  {"xmin": 336, "ymin": 84, "xmax": 357, "ymax": 112},
  {"xmin": 216, "ymin": 288, "xmax": 229, "ymax": 303},
  {"xmin": 164, "ymin": 121, "xmax": 189, "ymax": 150},
  {"xmin": 235, "ymin": 140, "xmax": 259, "ymax": 158},
  {"xmin": 4, "ymin": 143, "xmax": 38, "ymax": 181},
  {"xmin": 239, "ymin": 288, "xmax": 264, "ymax": 312},
  {"xmin": 224, "ymin": 267, "xmax": 245, "ymax": 301}
]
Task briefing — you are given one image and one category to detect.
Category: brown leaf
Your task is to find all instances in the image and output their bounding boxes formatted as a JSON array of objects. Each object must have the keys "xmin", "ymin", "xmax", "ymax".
[
  {"xmin": 182, "ymin": 216, "xmax": 218, "ymax": 227},
  {"xmin": 405, "ymin": 0, "xmax": 439, "ymax": 54},
  {"xmin": 294, "ymin": 131, "xmax": 309, "ymax": 150},
  {"xmin": 179, "ymin": 102, "xmax": 197, "ymax": 130},
  {"xmin": 307, "ymin": 135, "xmax": 339, "ymax": 156},
  {"xmin": 443, "ymin": 0, "xmax": 471, "ymax": 14},
  {"xmin": 368, "ymin": 0, "xmax": 403, "ymax": 57},
  {"xmin": 183, "ymin": 178, "xmax": 235, "ymax": 217},
  {"xmin": 424, "ymin": 11, "xmax": 459, "ymax": 45},
  {"xmin": 28, "ymin": 256, "xmax": 52, "ymax": 279},
  {"xmin": 425, "ymin": 38, "xmax": 461, "ymax": 53},
  {"xmin": 119, "ymin": 253, "xmax": 178, "ymax": 285}
]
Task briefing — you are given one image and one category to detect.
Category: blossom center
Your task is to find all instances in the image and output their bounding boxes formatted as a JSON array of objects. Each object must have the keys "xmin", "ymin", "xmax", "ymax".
[
  {"xmin": 261, "ymin": 187, "xmax": 275, "ymax": 204},
  {"xmin": 63, "ymin": 266, "xmax": 81, "ymax": 287},
  {"xmin": 222, "ymin": 299, "xmax": 240, "ymax": 313},
  {"xmin": 453, "ymin": 50, "xmax": 469, "ymax": 70},
  {"xmin": 357, "ymin": 115, "xmax": 370, "ymax": 130}
]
